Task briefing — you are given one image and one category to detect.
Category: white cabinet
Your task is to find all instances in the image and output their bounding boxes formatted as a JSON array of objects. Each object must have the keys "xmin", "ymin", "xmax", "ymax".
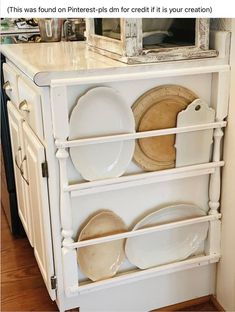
[
  {"xmin": 7, "ymin": 101, "xmax": 56, "ymax": 300},
  {"xmin": 7, "ymin": 101, "xmax": 34, "ymax": 246},
  {"xmin": 23, "ymin": 122, "xmax": 56, "ymax": 300}
]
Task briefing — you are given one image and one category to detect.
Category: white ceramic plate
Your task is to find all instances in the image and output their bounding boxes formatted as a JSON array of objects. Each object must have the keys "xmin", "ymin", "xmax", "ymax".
[
  {"xmin": 69, "ymin": 87, "xmax": 135, "ymax": 181},
  {"xmin": 125, "ymin": 204, "xmax": 209, "ymax": 269},
  {"xmin": 77, "ymin": 210, "xmax": 127, "ymax": 281}
]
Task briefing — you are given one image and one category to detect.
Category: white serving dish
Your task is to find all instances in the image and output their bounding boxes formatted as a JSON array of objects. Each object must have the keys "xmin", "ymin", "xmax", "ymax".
[
  {"xmin": 77, "ymin": 210, "xmax": 127, "ymax": 281},
  {"xmin": 125, "ymin": 204, "xmax": 209, "ymax": 269},
  {"xmin": 69, "ymin": 87, "xmax": 135, "ymax": 181}
]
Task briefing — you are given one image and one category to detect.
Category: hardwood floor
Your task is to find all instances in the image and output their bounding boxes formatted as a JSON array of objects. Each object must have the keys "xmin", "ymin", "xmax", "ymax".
[
  {"xmin": 1, "ymin": 203, "xmax": 221, "ymax": 312},
  {"xmin": 1, "ymin": 208, "xmax": 58, "ymax": 311},
  {"xmin": 154, "ymin": 295, "xmax": 222, "ymax": 311}
]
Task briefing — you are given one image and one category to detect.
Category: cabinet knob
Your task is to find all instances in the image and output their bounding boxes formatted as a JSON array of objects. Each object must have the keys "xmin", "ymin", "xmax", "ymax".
[
  {"xmin": 3, "ymin": 81, "xmax": 12, "ymax": 92},
  {"xmin": 19, "ymin": 100, "xmax": 30, "ymax": 112}
]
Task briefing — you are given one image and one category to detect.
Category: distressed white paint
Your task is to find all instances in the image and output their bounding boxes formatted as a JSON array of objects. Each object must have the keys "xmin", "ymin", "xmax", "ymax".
[{"xmin": 86, "ymin": 18, "xmax": 216, "ymax": 64}]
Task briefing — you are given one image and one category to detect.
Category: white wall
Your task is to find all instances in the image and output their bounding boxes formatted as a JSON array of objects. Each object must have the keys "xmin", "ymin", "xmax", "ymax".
[{"xmin": 216, "ymin": 19, "xmax": 235, "ymax": 311}]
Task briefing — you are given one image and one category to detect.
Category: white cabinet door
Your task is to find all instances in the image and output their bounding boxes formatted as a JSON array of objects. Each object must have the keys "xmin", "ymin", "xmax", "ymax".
[
  {"xmin": 7, "ymin": 101, "xmax": 34, "ymax": 246},
  {"xmin": 22, "ymin": 122, "xmax": 56, "ymax": 300}
]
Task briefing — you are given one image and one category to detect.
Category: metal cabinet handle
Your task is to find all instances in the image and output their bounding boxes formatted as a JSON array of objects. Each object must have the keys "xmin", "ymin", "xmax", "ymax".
[
  {"xmin": 3, "ymin": 81, "xmax": 12, "ymax": 92},
  {"xmin": 20, "ymin": 156, "xmax": 29, "ymax": 185},
  {"xmin": 15, "ymin": 147, "xmax": 23, "ymax": 174},
  {"xmin": 19, "ymin": 100, "xmax": 30, "ymax": 112},
  {"xmin": 20, "ymin": 155, "xmax": 27, "ymax": 173},
  {"xmin": 14, "ymin": 149, "xmax": 29, "ymax": 185}
]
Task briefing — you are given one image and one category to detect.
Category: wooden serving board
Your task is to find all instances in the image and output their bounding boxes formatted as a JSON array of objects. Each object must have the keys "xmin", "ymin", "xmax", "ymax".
[{"xmin": 175, "ymin": 99, "xmax": 215, "ymax": 167}]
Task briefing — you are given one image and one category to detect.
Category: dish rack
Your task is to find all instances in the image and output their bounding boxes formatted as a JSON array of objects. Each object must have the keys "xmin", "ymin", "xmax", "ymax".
[{"xmin": 50, "ymin": 64, "xmax": 229, "ymax": 299}]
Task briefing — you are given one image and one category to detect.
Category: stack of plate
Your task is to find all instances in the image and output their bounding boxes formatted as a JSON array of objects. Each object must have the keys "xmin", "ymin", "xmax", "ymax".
[{"xmin": 132, "ymin": 85, "xmax": 197, "ymax": 171}]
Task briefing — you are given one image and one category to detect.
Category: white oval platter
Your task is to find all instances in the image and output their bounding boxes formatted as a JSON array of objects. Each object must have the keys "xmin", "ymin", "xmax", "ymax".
[
  {"xmin": 125, "ymin": 204, "xmax": 209, "ymax": 269},
  {"xmin": 77, "ymin": 210, "xmax": 127, "ymax": 281},
  {"xmin": 69, "ymin": 87, "xmax": 135, "ymax": 181}
]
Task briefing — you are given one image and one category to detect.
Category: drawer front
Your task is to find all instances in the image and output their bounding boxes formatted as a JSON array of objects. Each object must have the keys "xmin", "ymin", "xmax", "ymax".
[
  {"xmin": 18, "ymin": 77, "xmax": 44, "ymax": 139},
  {"xmin": 3, "ymin": 63, "xmax": 19, "ymax": 104}
]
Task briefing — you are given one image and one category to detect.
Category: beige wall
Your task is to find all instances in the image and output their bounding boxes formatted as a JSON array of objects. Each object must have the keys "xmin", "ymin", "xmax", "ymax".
[{"xmin": 216, "ymin": 19, "xmax": 235, "ymax": 311}]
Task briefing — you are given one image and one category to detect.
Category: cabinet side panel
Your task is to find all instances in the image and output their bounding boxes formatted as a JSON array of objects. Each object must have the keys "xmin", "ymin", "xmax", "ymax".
[{"xmin": 64, "ymin": 264, "xmax": 216, "ymax": 311}]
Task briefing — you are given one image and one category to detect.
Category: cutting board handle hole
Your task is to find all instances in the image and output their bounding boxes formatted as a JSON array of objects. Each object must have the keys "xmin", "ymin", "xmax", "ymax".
[{"xmin": 195, "ymin": 105, "xmax": 201, "ymax": 111}]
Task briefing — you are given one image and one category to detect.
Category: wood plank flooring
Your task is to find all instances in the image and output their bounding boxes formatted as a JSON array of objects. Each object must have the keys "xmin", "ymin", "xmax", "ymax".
[
  {"xmin": 1, "ymin": 208, "xmax": 58, "ymax": 311},
  {"xmin": 1, "ymin": 205, "xmax": 220, "ymax": 312}
]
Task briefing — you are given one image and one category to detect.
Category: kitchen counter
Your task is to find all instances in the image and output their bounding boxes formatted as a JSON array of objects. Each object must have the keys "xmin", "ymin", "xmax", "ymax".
[
  {"xmin": 0, "ymin": 35, "xmax": 230, "ymax": 86},
  {"xmin": 1, "ymin": 42, "xmax": 125, "ymax": 85}
]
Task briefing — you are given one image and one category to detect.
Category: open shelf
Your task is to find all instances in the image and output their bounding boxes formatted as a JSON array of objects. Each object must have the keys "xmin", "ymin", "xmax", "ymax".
[
  {"xmin": 52, "ymin": 58, "xmax": 229, "ymax": 302},
  {"xmin": 63, "ymin": 213, "xmax": 221, "ymax": 295}
]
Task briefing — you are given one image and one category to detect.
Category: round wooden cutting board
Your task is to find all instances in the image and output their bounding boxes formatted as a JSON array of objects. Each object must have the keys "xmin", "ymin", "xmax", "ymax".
[{"xmin": 132, "ymin": 85, "xmax": 198, "ymax": 171}]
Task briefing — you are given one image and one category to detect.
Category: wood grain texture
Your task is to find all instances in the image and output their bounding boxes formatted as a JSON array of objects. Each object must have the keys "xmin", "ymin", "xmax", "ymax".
[
  {"xmin": 1, "ymin": 208, "xmax": 58, "ymax": 311},
  {"xmin": 132, "ymin": 85, "xmax": 197, "ymax": 171},
  {"xmin": 153, "ymin": 295, "xmax": 223, "ymax": 311},
  {"xmin": 1, "ymin": 146, "xmax": 11, "ymax": 227},
  {"xmin": 86, "ymin": 18, "xmax": 217, "ymax": 63}
]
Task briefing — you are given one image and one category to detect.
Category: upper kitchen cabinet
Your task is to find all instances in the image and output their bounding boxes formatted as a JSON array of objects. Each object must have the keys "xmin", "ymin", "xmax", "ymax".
[{"xmin": 86, "ymin": 18, "xmax": 218, "ymax": 63}]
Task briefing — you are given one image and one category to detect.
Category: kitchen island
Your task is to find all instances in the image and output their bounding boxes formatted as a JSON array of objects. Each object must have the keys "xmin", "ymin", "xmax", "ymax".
[{"xmin": 1, "ymin": 38, "xmax": 231, "ymax": 311}]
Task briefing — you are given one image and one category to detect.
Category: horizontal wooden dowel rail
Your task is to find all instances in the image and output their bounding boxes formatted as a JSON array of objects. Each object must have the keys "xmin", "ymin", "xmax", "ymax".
[
  {"xmin": 55, "ymin": 121, "xmax": 227, "ymax": 148},
  {"xmin": 77, "ymin": 254, "xmax": 220, "ymax": 294},
  {"xmin": 65, "ymin": 161, "xmax": 224, "ymax": 196},
  {"xmin": 64, "ymin": 214, "xmax": 221, "ymax": 249},
  {"xmin": 71, "ymin": 168, "xmax": 214, "ymax": 197}
]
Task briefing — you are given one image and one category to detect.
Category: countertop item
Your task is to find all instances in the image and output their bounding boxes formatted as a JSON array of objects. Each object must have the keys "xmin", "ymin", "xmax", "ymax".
[
  {"xmin": 0, "ymin": 25, "xmax": 40, "ymax": 36},
  {"xmin": 132, "ymin": 85, "xmax": 197, "ymax": 171},
  {"xmin": 77, "ymin": 210, "xmax": 127, "ymax": 281},
  {"xmin": 38, "ymin": 19, "xmax": 63, "ymax": 42},
  {"xmin": 69, "ymin": 87, "xmax": 135, "ymax": 181},
  {"xmin": 125, "ymin": 204, "xmax": 209, "ymax": 269}
]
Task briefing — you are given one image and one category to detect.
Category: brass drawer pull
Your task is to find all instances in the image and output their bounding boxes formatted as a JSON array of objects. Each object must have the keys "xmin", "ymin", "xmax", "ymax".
[
  {"xmin": 3, "ymin": 81, "xmax": 12, "ymax": 92},
  {"xmin": 19, "ymin": 100, "xmax": 30, "ymax": 112}
]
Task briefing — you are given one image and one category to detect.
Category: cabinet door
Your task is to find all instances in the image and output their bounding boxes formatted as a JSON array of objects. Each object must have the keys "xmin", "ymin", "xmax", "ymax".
[
  {"xmin": 22, "ymin": 122, "xmax": 56, "ymax": 300},
  {"xmin": 7, "ymin": 101, "xmax": 34, "ymax": 246}
]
